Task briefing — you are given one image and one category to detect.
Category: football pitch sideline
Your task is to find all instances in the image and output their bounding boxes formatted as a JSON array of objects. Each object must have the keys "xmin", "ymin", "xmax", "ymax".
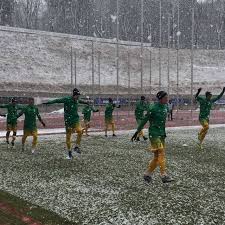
[{"xmin": 0, "ymin": 127, "xmax": 225, "ymax": 225}]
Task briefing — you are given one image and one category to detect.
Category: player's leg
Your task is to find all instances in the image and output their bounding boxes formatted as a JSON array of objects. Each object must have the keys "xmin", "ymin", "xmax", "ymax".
[
  {"xmin": 66, "ymin": 128, "xmax": 73, "ymax": 159},
  {"xmin": 31, "ymin": 130, "xmax": 38, "ymax": 154}
]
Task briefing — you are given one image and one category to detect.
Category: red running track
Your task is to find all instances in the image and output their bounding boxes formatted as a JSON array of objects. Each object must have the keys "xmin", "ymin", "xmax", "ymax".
[{"xmin": 0, "ymin": 110, "xmax": 225, "ymax": 131}]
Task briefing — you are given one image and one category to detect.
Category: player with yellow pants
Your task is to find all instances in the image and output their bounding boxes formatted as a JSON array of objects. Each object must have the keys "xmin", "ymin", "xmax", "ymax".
[
  {"xmin": 44, "ymin": 88, "xmax": 88, "ymax": 159},
  {"xmin": 195, "ymin": 87, "xmax": 225, "ymax": 149},
  {"xmin": 82, "ymin": 103, "xmax": 99, "ymax": 136},
  {"xmin": 104, "ymin": 98, "xmax": 120, "ymax": 137},
  {"xmin": 17, "ymin": 98, "xmax": 45, "ymax": 154},
  {"xmin": 135, "ymin": 96, "xmax": 148, "ymax": 141},
  {"xmin": 0, "ymin": 98, "xmax": 23, "ymax": 149},
  {"xmin": 132, "ymin": 91, "xmax": 173, "ymax": 184}
]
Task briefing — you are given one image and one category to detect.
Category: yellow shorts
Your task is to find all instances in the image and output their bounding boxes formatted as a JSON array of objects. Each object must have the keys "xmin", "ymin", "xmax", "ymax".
[
  {"xmin": 200, "ymin": 119, "xmax": 209, "ymax": 127},
  {"xmin": 149, "ymin": 137, "xmax": 165, "ymax": 152},
  {"xmin": 23, "ymin": 129, "xmax": 38, "ymax": 137},
  {"xmin": 66, "ymin": 123, "xmax": 83, "ymax": 134},
  {"xmin": 7, "ymin": 124, "xmax": 17, "ymax": 132},
  {"xmin": 105, "ymin": 119, "xmax": 115, "ymax": 126}
]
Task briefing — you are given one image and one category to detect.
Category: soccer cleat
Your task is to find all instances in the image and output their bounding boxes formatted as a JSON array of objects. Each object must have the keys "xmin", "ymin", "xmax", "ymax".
[
  {"xmin": 31, "ymin": 149, "xmax": 36, "ymax": 154},
  {"xmin": 197, "ymin": 142, "xmax": 203, "ymax": 150},
  {"xmin": 143, "ymin": 136, "xmax": 148, "ymax": 141},
  {"xmin": 112, "ymin": 134, "xmax": 117, "ymax": 137},
  {"xmin": 105, "ymin": 134, "xmax": 108, "ymax": 137},
  {"xmin": 144, "ymin": 175, "xmax": 152, "ymax": 183},
  {"xmin": 67, "ymin": 150, "xmax": 73, "ymax": 159},
  {"xmin": 11, "ymin": 142, "xmax": 15, "ymax": 149},
  {"xmin": 74, "ymin": 146, "xmax": 81, "ymax": 154},
  {"xmin": 161, "ymin": 175, "xmax": 174, "ymax": 183},
  {"xmin": 135, "ymin": 137, "xmax": 140, "ymax": 142}
]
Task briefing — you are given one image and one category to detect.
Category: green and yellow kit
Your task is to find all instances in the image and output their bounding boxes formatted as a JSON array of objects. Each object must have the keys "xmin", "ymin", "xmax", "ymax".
[
  {"xmin": 196, "ymin": 90, "xmax": 224, "ymax": 122},
  {"xmin": 45, "ymin": 96, "xmax": 87, "ymax": 149},
  {"xmin": 82, "ymin": 105, "xmax": 98, "ymax": 122},
  {"xmin": 18, "ymin": 105, "xmax": 43, "ymax": 148},
  {"xmin": 137, "ymin": 102, "xmax": 168, "ymax": 175},
  {"xmin": 105, "ymin": 103, "xmax": 116, "ymax": 123},
  {"xmin": 0, "ymin": 104, "xmax": 23, "ymax": 131},
  {"xmin": 196, "ymin": 89, "xmax": 225, "ymax": 144},
  {"xmin": 135, "ymin": 100, "xmax": 148, "ymax": 138}
]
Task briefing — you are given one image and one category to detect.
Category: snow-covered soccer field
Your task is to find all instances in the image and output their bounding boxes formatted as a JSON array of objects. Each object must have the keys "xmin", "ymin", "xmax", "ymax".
[{"xmin": 0, "ymin": 127, "xmax": 225, "ymax": 225}]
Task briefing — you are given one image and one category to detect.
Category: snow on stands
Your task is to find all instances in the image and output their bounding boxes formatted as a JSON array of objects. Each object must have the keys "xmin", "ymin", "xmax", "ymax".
[{"xmin": 0, "ymin": 25, "xmax": 225, "ymax": 95}]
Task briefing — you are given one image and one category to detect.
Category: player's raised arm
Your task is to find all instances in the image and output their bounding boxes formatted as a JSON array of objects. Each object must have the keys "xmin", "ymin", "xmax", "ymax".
[
  {"xmin": 195, "ymin": 88, "xmax": 202, "ymax": 100},
  {"xmin": 43, "ymin": 97, "xmax": 67, "ymax": 105},
  {"xmin": 211, "ymin": 87, "xmax": 225, "ymax": 103}
]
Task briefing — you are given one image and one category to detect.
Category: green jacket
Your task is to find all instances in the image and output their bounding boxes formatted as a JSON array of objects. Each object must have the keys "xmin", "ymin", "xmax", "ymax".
[
  {"xmin": 105, "ymin": 103, "xmax": 115, "ymax": 121},
  {"xmin": 82, "ymin": 105, "xmax": 98, "ymax": 122},
  {"xmin": 18, "ymin": 105, "xmax": 42, "ymax": 131},
  {"xmin": 45, "ymin": 96, "xmax": 87, "ymax": 128},
  {"xmin": 0, "ymin": 104, "xmax": 23, "ymax": 126},
  {"xmin": 135, "ymin": 100, "xmax": 148, "ymax": 120},
  {"xmin": 196, "ymin": 89, "xmax": 224, "ymax": 121},
  {"xmin": 137, "ymin": 102, "xmax": 168, "ymax": 138}
]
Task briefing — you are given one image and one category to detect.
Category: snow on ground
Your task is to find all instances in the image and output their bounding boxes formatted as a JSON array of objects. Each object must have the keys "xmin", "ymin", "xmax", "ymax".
[
  {"xmin": 49, "ymin": 108, "xmax": 64, "ymax": 114},
  {"xmin": 0, "ymin": 26, "xmax": 225, "ymax": 95},
  {"xmin": 0, "ymin": 127, "xmax": 225, "ymax": 224}
]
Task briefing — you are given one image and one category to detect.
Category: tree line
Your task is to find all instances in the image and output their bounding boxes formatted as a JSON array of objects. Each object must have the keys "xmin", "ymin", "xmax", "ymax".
[{"xmin": 0, "ymin": 0, "xmax": 225, "ymax": 49}]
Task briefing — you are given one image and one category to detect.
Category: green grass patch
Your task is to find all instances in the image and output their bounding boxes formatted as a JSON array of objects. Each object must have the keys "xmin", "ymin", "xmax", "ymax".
[{"xmin": 0, "ymin": 190, "xmax": 77, "ymax": 225}]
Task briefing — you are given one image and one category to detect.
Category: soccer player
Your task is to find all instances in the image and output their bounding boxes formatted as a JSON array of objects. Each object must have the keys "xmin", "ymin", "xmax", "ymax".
[
  {"xmin": 104, "ymin": 98, "xmax": 120, "ymax": 137},
  {"xmin": 134, "ymin": 96, "xmax": 148, "ymax": 141},
  {"xmin": 195, "ymin": 87, "xmax": 225, "ymax": 149},
  {"xmin": 17, "ymin": 98, "xmax": 45, "ymax": 154},
  {"xmin": 0, "ymin": 98, "xmax": 23, "ymax": 149},
  {"xmin": 167, "ymin": 100, "xmax": 174, "ymax": 121},
  {"xmin": 82, "ymin": 103, "xmax": 99, "ymax": 136},
  {"xmin": 43, "ymin": 88, "xmax": 87, "ymax": 159},
  {"xmin": 131, "ymin": 91, "xmax": 173, "ymax": 183}
]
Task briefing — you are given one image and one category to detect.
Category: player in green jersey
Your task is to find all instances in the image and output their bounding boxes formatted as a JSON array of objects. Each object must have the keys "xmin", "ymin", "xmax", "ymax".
[
  {"xmin": 132, "ymin": 91, "xmax": 173, "ymax": 184},
  {"xmin": 134, "ymin": 96, "xmax": 148, "ymax": 141},
  {"xmin": 0, "ymin": 98, "xmax": 23, "ymax": 149},
  {"xmin": 195, "ymin": 87, "xmax": 225, "ymax": 149},
  {"xmin": 17, "ymin": 98, "xmax": 45, "ymax": 154},
  {"xmin": 43, "ymin": 88, "xmax": 88, "ymax": 159},
  {"xmin": 104, "ymin": 98, "xmax": 120, "ymax": 137},
  {"xmin": 82, "ymin": 103, "xmax": 99, "ymax": 136}
]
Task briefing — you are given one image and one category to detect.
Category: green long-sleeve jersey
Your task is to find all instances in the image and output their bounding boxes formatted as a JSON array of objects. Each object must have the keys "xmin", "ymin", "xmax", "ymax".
[
  {"xmin": 0, "ymin": 104, "xmax": 23, "ymax": 126},
  {"xmin": 196, "ymin": 89, "xmax": 225, "ymax": 121},
  {"xmin": 18, "ymin": 105, "xmax": 42, "ymax": 131},
  {"xmin": 135, "ymin": 100, "xmax": 148, "ymax": 120},
  {"xmin": 45, "ymin": 96, "xmax": 87, "ymax": 128},
  {"xmin": 105, "ymin": 103, "xmax": 116, "ymax": 121},
  {"xmin": 137, "ymin": 102, "xmax": 168, "ymax": 138},
  {"xmin": 82, "ymin": 105, "xmax": 98, "ymax": 122}
]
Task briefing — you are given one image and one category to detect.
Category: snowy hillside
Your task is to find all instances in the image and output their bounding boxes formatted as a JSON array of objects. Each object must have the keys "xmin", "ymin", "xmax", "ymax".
[{"xmin": 0, "ymin": 26, "xmax": 225, "ymax": 96}]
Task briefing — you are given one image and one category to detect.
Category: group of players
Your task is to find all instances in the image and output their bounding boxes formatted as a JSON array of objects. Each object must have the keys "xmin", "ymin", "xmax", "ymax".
[{"xmin": 0, "ymin": 87, "xmax": 225, "ymax": 183}]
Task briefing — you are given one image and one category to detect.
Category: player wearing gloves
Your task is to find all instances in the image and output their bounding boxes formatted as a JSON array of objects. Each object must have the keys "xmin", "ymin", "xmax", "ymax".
[
  {"xmin": 134, "ymin": 96, "xmax": 148, "ymax": 141},
  {"xmin": 0, "ymin": 98, "xmax": 23, "ymax": 149},
  {"xmin": 17, "ymin": 98, "xmax": 45, "ymax": 154},
  {"xmin": 195, "ymin": 87, "xmax": 225, "ymax": 149},
  {"xmin": 131, "ymin": 91, "xmax": 173, "ymax": 184},
  {"xmin": 104, "ymin": 98, "xmax": 120, "ymax": 137},
  {"xmin": 82, "ymin": 103, "xmax": 99, "ymax": 136},
  {"xmin": 43, "ymin": 88, "xmax": 88, "ymax": 159}
]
